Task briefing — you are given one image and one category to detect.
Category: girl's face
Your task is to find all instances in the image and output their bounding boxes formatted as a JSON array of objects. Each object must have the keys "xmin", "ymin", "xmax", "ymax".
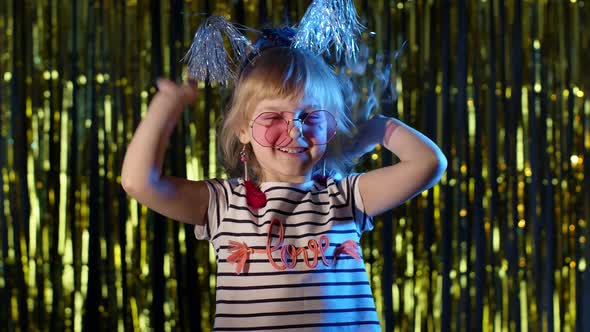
[{"xmin": 239, "ymin": 96, "xmax": 334, "ymax": 183}]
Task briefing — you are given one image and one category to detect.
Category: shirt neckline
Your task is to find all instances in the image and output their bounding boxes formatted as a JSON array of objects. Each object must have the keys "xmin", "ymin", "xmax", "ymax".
[
  {"xmin": 238, "ymin": 178, "xmax": 324, "ymax": 191},
  {"xmin": 259, "ymin": 180, "xmax": 316, "ymax": 190}
]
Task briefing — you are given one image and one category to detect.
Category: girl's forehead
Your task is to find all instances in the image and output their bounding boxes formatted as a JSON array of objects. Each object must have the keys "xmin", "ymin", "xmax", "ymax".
[{"xmin": 254, "ymin": 96, "xmax": 321, "ymax": 113}]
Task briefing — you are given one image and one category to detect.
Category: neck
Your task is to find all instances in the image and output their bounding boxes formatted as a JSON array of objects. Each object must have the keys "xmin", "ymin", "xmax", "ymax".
[{"xmin": 260, "ymin": 173, "xmax": 312, "ymax": 183}]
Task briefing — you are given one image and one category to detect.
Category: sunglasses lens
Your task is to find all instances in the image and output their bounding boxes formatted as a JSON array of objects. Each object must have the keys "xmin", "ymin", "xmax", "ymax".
[
  {"xmin": 251, "ymin": 113, "xmax": 290, "ymax": 147},
  {"xmin": 302, "ymin": 110, "xmax": 337, "ymax": 145}
]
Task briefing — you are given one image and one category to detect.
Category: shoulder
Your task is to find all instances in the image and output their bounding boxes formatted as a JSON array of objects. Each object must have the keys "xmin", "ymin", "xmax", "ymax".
[
  {"xmin": 203, "ymin": 178, "xmax": 243, "ymax": 197},
  {"xmin": 329, "ymin": 173, "xmax": 364, "ymax": 191},
  {"xmin": 327, "ymin": 173, "xmax": 368, "ymax": 209}
]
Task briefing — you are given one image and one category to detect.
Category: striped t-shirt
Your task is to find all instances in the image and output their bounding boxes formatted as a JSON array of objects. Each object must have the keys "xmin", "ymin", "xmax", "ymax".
[{"xmin": 194, "ymin": 174, "xmax": 380, "ymax": 332}]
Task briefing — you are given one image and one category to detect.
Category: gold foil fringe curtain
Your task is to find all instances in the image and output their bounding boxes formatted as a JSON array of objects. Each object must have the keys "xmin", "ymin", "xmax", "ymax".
[{"xmin": 1, "ymin": 0, "xmax": 589, "ymax": 331}]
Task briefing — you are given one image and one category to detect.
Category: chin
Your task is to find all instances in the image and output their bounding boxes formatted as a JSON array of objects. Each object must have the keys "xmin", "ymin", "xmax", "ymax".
[
  {"xmin": 276, "ymin": 166, "xmax": 312, "ymax": 178},
  {"xmin": 255, "ymin": 148, "xmax": 323, "ymax": 179},
  {"xmin": 258, "ymin": 162, "xmax": 313, "ymax": 180}
]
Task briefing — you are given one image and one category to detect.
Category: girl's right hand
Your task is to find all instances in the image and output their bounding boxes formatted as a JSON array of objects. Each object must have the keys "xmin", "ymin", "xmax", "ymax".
[
  {"xmin": 144, "ymin": 78, "xmax": 199, "ymax": 136},
  {"xmin": 154, "ymin": 78, "xmax": 199, "ymax": 111}
]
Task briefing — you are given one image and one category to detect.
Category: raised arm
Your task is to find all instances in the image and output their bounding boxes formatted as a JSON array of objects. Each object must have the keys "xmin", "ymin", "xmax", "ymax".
[
  {"xmin": 120, "ymin": 79, "xmax": 209, "ymax": 225},
  {"xmin": 352, "ymin": 115, "xmax": 447, "ymax": 217}
]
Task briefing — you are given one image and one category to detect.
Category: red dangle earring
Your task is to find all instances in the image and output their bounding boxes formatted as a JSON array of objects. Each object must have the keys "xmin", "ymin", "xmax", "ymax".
[{"xmin": 240, "ymin": 145, "xmax": 267, "ymax": 209}]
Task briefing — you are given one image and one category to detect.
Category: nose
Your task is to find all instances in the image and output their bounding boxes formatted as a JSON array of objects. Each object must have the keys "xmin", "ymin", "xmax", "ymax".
[{"xmin": 287, "ymin": 119, "xmax": 304, "ymax": 138}]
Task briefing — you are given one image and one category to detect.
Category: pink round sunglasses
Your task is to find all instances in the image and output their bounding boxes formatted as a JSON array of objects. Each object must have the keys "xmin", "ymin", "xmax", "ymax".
[{"xmin": 249, "ymin": 110, "xmax": 337, "ymax": 148}]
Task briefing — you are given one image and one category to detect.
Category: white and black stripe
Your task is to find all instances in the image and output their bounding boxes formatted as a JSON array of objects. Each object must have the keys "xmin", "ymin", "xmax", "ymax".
[{"xmin": 194, "ymin": 174, "xmax": 378, "ymax": 331}]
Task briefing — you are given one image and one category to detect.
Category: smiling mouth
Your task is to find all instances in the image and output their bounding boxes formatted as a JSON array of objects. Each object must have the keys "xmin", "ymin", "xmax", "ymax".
[{"xmin": 276, "ymin": 147, "xmax": 309, "ymax": 154}]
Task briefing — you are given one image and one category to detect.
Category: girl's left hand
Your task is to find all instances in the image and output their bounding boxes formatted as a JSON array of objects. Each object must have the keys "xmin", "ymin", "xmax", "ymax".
[{"xmin": 345, "ymin": 114, "xmax": 392, "ymax": 160}]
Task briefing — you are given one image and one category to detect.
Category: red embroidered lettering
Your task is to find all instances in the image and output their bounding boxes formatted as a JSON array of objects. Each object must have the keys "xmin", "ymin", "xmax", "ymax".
[{"xmin": 227, "ymin": 219, "xmax": 360, "ymax": 274}]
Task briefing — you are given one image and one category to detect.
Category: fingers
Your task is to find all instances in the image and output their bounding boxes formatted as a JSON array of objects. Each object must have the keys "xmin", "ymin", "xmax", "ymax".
[
  {"xmin": 156, "ymin": 78, "xmax": 177, "ymax": 93},
  {"xmin": 155, "ymin": 78, "xmax": 199, "ymax": 104},
  {"xmin": 179, "ymin": 84, "xmax": 198, "ymax": 103}
]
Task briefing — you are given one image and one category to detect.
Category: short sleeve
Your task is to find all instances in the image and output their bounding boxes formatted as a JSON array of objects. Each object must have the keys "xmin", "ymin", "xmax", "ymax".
[
  {"xmin": 338, "ymin": 174, "xmax": 374, "ymax": 234},
  {"xmin": 194, "ymin": 178, "xmax": 231, "ymax": 241}
]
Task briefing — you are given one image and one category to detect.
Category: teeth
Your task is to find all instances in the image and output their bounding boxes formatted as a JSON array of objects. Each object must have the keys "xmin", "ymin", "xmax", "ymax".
[{"xmin": 278, "ymin": 147, "xmax": 306, "ymax": 153}]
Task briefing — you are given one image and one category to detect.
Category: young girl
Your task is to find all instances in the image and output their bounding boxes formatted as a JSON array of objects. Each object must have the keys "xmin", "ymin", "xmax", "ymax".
[{"xmin": 121, "ymin": 29, "xmax": 446, "ymax": 332}]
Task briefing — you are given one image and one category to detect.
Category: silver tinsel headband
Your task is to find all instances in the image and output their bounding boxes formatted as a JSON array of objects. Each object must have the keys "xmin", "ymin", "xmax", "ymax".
[
  {"xmin": 183, "ymin": 0, "xmax": 365, "ymax": 86},
  {"xmin": 182, "ymin": 15, "xmax": 252, "ymax": 87}
]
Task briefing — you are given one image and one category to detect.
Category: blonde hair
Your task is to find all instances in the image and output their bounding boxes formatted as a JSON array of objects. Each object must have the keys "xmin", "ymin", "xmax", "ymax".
[{"xmin": 220, "ymin": 47, "xmax": 354, "ymax": 181}]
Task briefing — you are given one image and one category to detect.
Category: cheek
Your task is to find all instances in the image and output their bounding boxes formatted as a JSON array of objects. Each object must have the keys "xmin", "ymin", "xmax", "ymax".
[
  {"xmin": 312, "ymin": 145, "xmax": 327, "ymax": 158},
  {"xmin": 251, "ymin": 145, "xmax": 274, "ymax": 162}
]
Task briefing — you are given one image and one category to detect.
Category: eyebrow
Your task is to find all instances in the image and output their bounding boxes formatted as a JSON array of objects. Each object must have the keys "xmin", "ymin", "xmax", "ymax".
[
  {"xmin": 261, "ymin": 105, "xmax": 319, "ymax": 112},
  {"xmin": 261, "ymin": 106, "xmax": 284, "ymax": 112}
]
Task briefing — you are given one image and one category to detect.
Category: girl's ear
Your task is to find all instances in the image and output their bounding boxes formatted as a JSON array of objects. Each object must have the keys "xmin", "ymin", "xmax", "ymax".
[{"xmin": 239, "ymin": 126, "xmax": 250, "ymax": 144}]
